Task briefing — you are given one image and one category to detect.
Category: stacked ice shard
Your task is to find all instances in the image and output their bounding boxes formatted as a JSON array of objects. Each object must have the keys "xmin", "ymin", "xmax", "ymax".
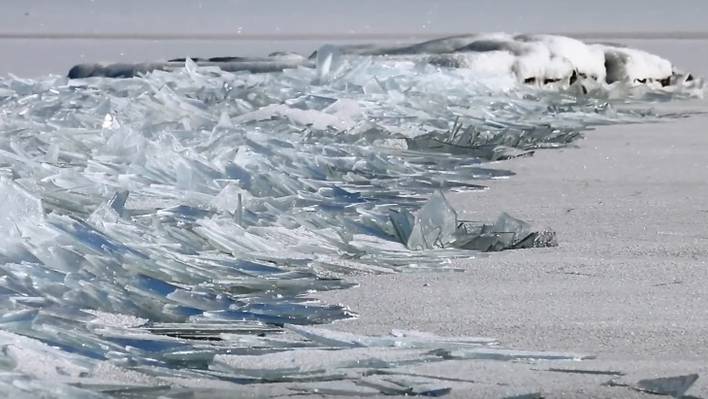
[{"xmin": 0, "ymin": 35, "xmax": 703, "ymax": 396}]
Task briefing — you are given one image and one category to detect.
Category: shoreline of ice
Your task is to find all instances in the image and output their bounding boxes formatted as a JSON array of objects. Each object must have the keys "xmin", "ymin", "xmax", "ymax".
[{"xmin": 0, "ymin": 33, "xmax": 704, "ymax": 396}]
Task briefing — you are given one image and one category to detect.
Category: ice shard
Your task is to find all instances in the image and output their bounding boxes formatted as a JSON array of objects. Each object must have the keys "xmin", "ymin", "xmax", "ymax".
[
  {"xmin": 392, "ymin": 193, "xmax": 557, "ymax": 252},
  {"xmin": 458, "ymin": 212, "xmax": 558, "ymax": 252},
  {"xmin": 397, "ymin": 191, "xmax": 459, "ymax": 250},
  {"xmin": 636, "ymin": 374, "xmax": 699, "ymax": 397},
  {"xmin": 0, "ymin": 178, "xmax": 44, "ymax": 235}
]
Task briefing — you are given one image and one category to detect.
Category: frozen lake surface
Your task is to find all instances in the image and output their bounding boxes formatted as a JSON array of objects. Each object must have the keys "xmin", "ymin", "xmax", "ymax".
[{"xmin": 0, "ymin": 33, "xmax": 705, "ymax": 397}]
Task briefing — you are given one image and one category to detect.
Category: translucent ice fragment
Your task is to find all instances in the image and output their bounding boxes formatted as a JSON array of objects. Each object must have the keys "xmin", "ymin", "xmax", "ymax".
[
  {"xmin": 389, "ymin": 208, "xmax": 415, "ymax": 247},
  {"xmin": 458, "ymin": 212, "xmax": 557, "ymax": 252},
  {"xmin": 285, "ymin": 324, "xmax": 497, "ymax": 349},
  {"xmin": 288, "ymin": 382, "xmax": 382, "ymax": 397},
  {"xmin": 0, "ymin": 179, "xmax": 43, "ymax": 237},
  {"xmin": 636, "ymin": 374, "xmax": 699, "ymax": 397},
  {"xmin": 45, "ymin": 143, "xmax": 60, "ymax": 164},
  {"xmin": 213, "ymin": 347, "xmax": 430, "ymax": 377},
  {"xmin": 355, "ymin": 377, "xmax": 452, "ymax": 397},
  {"xmin": 211, "ymin": 183, "xmax": 245, "ymax": 222},
  {"xmin": 0, "ymin": 87, "xmax": 14, "ymax": 97},
  {"xmin": 88, "ymin": 191, "xmax": 129, "ymax": 226},
  {"xmin": 404, "ymin": 191, "xmax": 458, "ymax": 250},
  {"xmin": 491, "ymin": 212, "xmax": 532, "ymax": 246},
  {"xmin": 390, "ymin": 329, "xmax": 499, "ymax": 345},
  {"xmin": 184, "ymin": 58, "xmax": 199, "ymax": 77},
  {"xmin": 434, "ymin": 347, "xmax": 593, "ymax": 362},
  {"xmin": 315, "ymin": 45, "xmax": 343, "ymax": 83},
  {"xmin": 285, "ymin": 94, "xmax": 337, "ymax": 111},
  {"xmin": 145, "ymin": 321, "xmax": 281, "ymax": 339}
]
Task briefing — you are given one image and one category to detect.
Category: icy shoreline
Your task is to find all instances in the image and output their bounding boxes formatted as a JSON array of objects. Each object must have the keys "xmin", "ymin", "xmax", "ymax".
[
  {"xmin": 0, "ymin": 35, "xmax": 704, "ymax": 396},
  {"xmin": 317, "ymin": 101, "xmax": 708, "ymax": 398}
]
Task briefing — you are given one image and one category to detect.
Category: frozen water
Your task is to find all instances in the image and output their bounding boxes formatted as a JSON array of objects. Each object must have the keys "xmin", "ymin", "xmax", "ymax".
[{"xmin": 0, "ymin": 35, "xmax": 703, "ymax": 396}]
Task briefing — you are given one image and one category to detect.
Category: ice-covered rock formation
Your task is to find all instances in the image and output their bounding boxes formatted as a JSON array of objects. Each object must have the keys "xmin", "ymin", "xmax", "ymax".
[
  {"xmin": 326, "ymin": 33, "xmax": 698, "ymax": 90},
  {"xmin": 68, "ymin": 33, "xmax": 701, "ymax": 92}
]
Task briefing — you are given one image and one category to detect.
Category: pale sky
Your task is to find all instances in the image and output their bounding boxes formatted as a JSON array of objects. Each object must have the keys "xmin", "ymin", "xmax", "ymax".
[{"xmin": 1, "ymin": 0, "xmax": 707, "ymax": 36}]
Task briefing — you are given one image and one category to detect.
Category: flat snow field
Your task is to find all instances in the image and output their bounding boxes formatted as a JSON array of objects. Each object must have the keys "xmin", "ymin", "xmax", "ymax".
[{"xmin": 316, "ymin": 100, "xmax": 708, "ymax": 397}]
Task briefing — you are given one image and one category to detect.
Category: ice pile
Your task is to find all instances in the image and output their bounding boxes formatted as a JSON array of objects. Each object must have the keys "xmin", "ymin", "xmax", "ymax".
[
  {"xmin": 390, "ymin": 191, "xmax": 557, "ymax": 251},
  {"xmin": 0, "ymin": 323, "xmax": 593, "ymax": 397},
  {"xmin": 0, "ymin": 35, "xmax": 702, "ymax": 396}
]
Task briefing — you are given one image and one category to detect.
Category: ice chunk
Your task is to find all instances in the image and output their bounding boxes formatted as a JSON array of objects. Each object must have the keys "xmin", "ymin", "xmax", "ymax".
[
  {"xmin": 458, "ymin": 213, "xmax": 558, "ymax": 252},
  {"xmin": 315, "ymin": 45, "xmax": 343, "ymax": 83},
  {"xmin": 355, "ymin": 378, "xmax": 452, "ymax": 397},
  {"xmin": 0, "ymin": 179, "xmax": 43, "ymax": 237},
  {"xmin": 145, "ymin": 321, "xmax": 281, "ymax": 339},
  {"xmin": 211, "ymin": 183, "xmax": 245, "ymax": 223},
  {"xmin": 285, "ymin": 324, "xmax": 498, "ymax": 348},
  {"xmin": 88, "ymin": 191, "xmax": 129, "ymax": 226},
  {"xmin": 0, "ymin": 87, "xmax": 14, "ymax": 97},
  {"xmin": 433, "ymin": 347, "xmax": 593, "ymax": 361},
  {"xmin": 397, "ymin": 191, "xmax": 458, "ymax": 250},
  {"xmin": 547, "ymin": 367, "xmax": 625, "ymax": 376},
  {"xmin": 636, "ymin": 374, "xmax": 699, "ymax": 397},
  {"xmin": 393, "ymin": 194, "xmax": 557, "ymax": 252}
]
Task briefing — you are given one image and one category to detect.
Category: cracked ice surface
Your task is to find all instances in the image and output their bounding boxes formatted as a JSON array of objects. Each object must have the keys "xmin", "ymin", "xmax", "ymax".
[{"xmin": 0, "ymin": 42, "xmax": 703, "ymax": 396}]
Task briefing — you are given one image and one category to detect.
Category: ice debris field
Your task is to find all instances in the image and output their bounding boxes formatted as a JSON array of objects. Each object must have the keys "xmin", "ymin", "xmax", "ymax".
[{"xmin": 0, "ymin": 34, "xmax": 703, "ymax": 397}]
